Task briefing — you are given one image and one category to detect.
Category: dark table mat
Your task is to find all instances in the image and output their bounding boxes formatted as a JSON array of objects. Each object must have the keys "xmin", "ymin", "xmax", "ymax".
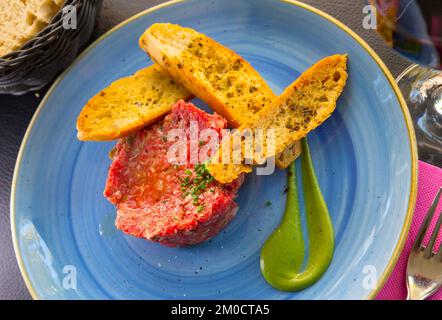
[{"xmin": 0, "ymin": 0, "xmax": 411, "ymax": 300}]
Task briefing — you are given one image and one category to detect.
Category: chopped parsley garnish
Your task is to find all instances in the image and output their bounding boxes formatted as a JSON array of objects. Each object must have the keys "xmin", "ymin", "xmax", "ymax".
[
  {"xmin": 179, "ymin": 164, "xmax": 214, "ymax": 205},
  {"xmin": 125, "ymin": 135, "xmax": 134, "ymax": 145}
]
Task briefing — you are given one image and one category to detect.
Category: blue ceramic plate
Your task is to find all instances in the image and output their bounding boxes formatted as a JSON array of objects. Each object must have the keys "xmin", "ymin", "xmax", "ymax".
[{"xmin": 11, "ymin": 0, "xmax": 417, "ymax": 299}]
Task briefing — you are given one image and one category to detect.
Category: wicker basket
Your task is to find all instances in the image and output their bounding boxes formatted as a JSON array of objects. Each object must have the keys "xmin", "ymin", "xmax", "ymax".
[{"xmin": 0, "ymin": 0, "xmax": 103, "ymax": 95}]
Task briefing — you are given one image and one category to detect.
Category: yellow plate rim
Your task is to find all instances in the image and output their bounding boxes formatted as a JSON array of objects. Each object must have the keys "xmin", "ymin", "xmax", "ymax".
[{"xmin": 10, "ymin": 0, "xmax": 418, "ymax": 300}]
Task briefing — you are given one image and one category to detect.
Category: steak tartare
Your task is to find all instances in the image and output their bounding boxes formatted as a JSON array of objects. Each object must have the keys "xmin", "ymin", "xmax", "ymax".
[{"xmin": 104, "ymin": 100, "xmax": 244, "ymax": 246}]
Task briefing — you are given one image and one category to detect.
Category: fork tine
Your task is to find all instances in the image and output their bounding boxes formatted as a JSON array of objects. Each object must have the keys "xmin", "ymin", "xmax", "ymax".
[
  {"xmin": 412, "ymin": 188, "xmax": 442, "ymax": 252},
  {"xmin": 424, "ymin": 210, "xmax": 442, "ymax": 258},
  {"xmin": 436, "ymin": 232, "xmax": 442, "ymax": 261}
]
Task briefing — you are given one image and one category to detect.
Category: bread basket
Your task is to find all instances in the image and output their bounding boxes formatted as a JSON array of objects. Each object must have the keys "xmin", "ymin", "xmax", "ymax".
[{"xmin": 0, "ymin": 0, "xmax": 103, "ymax": 95}]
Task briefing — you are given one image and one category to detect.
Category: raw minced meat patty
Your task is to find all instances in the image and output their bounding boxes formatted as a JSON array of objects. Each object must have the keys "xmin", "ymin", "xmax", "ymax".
[{"xmin": 104, "ymin": 100, "xmax": 244, "ymax": 246}]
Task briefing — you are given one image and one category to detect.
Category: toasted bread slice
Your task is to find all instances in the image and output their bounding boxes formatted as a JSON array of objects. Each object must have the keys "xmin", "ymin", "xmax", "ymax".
[
  {"xmin": 76, "ymin": 65, "xmax": 192, "ymax": 141},
  {"xmin": 139, "ymin": 23, "xmax": 300, "ymax": 168},
  {"xmin": 139, "ymin": 23, "xmax": 276, "ymax": 127},
  {"xmin": 276, "ymin": 140, "xmax": 302, "ymax": 169},
  {"xmin": 208, "ymin": 54, "xmax": 348, "ymax": 183}
]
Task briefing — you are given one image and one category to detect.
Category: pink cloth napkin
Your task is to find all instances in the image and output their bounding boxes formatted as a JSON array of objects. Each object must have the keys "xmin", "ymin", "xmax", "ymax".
[{"xmin": 377, "ymin": 161, "xmax": 442, "ymax": 300}]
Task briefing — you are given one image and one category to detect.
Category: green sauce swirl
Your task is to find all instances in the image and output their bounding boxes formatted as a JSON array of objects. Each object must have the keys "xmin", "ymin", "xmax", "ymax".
[{"xmin": 260, "ymin": 139, "xmax": 334, "ymax": 291}]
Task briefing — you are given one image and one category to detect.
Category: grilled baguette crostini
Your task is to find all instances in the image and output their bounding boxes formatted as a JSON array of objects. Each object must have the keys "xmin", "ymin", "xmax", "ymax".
[
  {"xmin": 76, "ymin": 65, "xmax": 193, "ymax": 141},
  {"xmin": 207, "ymin": 54, "xmax": 348, "ymax": 183}
]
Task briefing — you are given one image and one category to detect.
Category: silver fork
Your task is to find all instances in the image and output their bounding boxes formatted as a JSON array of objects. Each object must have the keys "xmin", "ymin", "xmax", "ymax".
[{"xmin": 406, "ymin": 187, "xmax": 442, "ymax": 300}]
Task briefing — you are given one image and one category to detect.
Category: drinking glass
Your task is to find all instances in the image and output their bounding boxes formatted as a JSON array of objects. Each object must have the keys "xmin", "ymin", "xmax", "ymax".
[{"xmin": 370, "ymin": 0, "xmax": 442, "ymax": 166}]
